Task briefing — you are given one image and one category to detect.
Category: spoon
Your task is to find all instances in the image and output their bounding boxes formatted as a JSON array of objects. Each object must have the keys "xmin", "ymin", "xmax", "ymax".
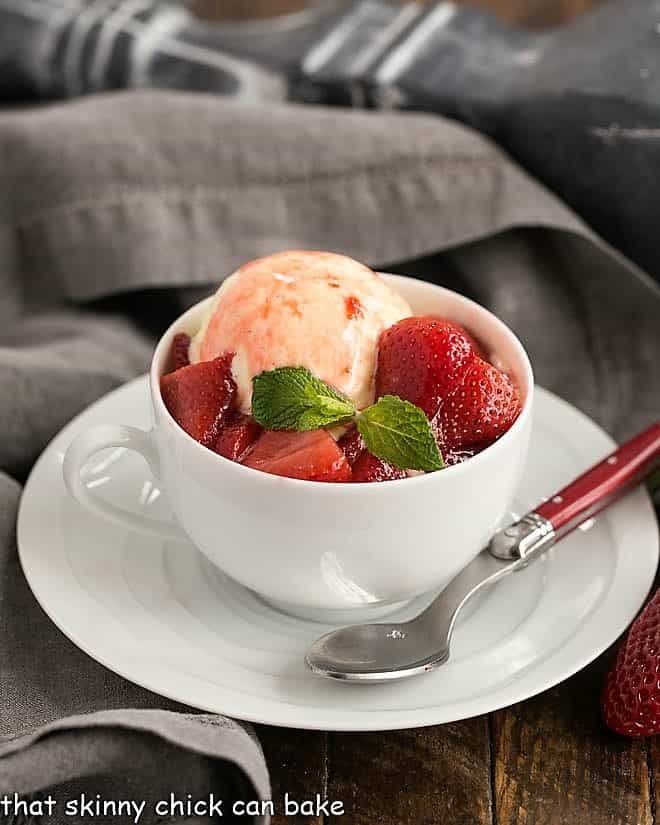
[{"xmin": 306, "ymin": 422, "xmax": 660, "ymax": 682}]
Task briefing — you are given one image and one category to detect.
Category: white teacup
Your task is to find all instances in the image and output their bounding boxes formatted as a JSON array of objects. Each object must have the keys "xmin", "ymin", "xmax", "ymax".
[{"xmin": 63, "ymin": 274, "xmax": 533, "ymax": 621}]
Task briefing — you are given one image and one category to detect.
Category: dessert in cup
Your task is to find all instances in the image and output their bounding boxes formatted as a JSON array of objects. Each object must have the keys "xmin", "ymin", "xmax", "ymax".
[{"xmin": 64, "ymin": 251, "xmax": 533, "ymax": 620}]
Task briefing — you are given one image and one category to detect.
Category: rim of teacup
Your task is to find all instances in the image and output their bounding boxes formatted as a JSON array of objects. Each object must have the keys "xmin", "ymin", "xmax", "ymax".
[{"xmin": 150, "ymin": 273, "xmax": 534, "ymax": 490}]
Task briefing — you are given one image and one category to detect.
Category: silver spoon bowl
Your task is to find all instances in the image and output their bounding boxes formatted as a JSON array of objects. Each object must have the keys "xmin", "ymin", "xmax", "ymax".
[{"xmin": 305, "ymin": 545, "xmax": 529, "ymax": 681}]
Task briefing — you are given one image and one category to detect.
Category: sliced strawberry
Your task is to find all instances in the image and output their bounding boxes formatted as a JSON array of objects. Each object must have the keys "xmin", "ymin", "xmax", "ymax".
[
  {"xmin": 440, "ymin": 358, "xmax": 521, "ymax": 450},
  {"xmin": 242, "ymin": 429, "xmax": 352, "ymax": 482},
  {"xmin": 160, "ymin": 354, "xmax": 236, "ymax": 447},
  {"xmin": 443, "ymin": 448, "xmax": 477, "ymax": 466},
  {"xmin": 213, "ymin": 412, "xmax": 262, "ymax": 462},
  {"xmin": 429, "ymin": 412, "xmax": 446, "ymax": 452},
  {"xmin": 429, "ymin": 415, "xmax": 479, "ymax": 466},
  {"xmin": 602, "ymin": 589, "xmax": 660, "ymax": 737},
  {"xmin": 170, "ymin": 332, "xmax": 191, "ymax": 371},
  {"xmin": 351, "ymin": 451, "xmax": 406, "ymax": 483},
  {"xmin": 337, "ymin": 427, "xmax": 365, "ymax": 466},
  {"xmin": 376, "ymin": 316, "xmax": 476, "ymax": 419}
]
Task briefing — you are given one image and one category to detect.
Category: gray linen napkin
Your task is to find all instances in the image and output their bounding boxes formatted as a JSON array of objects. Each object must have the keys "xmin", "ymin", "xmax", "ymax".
[{"xmin": 0, "ymin": 92, "xmax": 658, "ymax": 813}]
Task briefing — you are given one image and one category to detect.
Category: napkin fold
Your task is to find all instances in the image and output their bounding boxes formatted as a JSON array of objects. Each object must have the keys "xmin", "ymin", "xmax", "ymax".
[
  {"xmin": 0, "ymin": 91, "xmax": 658, "ymax": 818},
  {"xmin": 0, "ymin": 710, "xmax": 269, "ymax": 825}
]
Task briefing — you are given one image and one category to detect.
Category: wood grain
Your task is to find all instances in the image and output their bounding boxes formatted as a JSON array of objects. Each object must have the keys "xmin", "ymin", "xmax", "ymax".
[
  {"xmin": 191, "ymin": 0, "xmax": 606, "ymax": 26},
  {"xmin": 414, "ymin": 0, "xmax": 605, "ymax": 25},
  {"xmin": 257, "ymin": 726, "xmax": 327, "ymax": 824},
  {"xmin": 325, "ymin": 721, "xmax": 493, "ymax": 824},
  {"xmin": 648, "ymin": 735, "xmax": 659, "ymax": 825},
  {"xmin": 492, "ymin": 658, "xmax": 653, "ymax": 825}
]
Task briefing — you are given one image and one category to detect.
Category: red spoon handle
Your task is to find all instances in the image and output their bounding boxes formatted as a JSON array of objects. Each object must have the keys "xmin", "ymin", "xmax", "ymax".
[{"xmin": 535, "ymin": 422, "xmax": 660, "ymax": 539}]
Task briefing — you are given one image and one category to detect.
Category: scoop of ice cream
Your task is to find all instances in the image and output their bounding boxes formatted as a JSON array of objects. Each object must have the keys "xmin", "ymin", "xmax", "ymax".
[{"xmin": 190, "ymin": 251, "xmax": 412, "ymax": 412}]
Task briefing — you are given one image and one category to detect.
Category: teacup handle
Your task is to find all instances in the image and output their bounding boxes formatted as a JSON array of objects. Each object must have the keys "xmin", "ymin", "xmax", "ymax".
[{"xmin": 63, "ymin": 425, "xmax": 188, "ymax": 542}]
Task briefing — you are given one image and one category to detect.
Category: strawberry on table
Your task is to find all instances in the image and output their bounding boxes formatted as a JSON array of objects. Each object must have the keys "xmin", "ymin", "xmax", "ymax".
[
  {"xmin": 351, "ymin": 451, "xmax": 406, "ymax": 482},
  {"xmin": 602, "ymin": 589, "xmax": 660, "ymax": 737},
  {"xmin": 440, "ymin": 360, "xmax": 521, "ymax": 451},
  {"xmin": 376, "ymin": 316, "xmax": 476, "ymax": 419},
  {"xmin": 160, "ymin": 353, "xmax": 236, "ymax": 447},
  {"xmin": 213, "ymin": 412, "xmax": 261, "ymax": 462},
  {"xmin": 242, "ymin": 429, "xmax": 352, "ymax": 482}
]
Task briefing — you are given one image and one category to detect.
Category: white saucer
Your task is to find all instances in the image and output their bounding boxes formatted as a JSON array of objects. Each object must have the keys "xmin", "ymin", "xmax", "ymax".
[{"xmin": 17, "ymin": 377, "xmax": 658, "ymax": 731}]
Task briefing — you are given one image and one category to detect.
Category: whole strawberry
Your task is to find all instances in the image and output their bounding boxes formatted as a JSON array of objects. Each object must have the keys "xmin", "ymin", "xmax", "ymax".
[
  {"xmin": 376, "ymin": 315, "xmax": 521, "ymax": 452},
  {"xmin": 602, "ymin": 589, "xmax": 660, "ymax": 737},
  {"xmin": 376, "ymin": 317, "xmax": 475, "ymax": 419},
  {"xmin": 440, "ymin": 359, "xmax": 521, "ymax": 450}
]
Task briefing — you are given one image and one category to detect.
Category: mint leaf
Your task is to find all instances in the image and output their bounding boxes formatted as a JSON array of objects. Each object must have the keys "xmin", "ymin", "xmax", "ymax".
[
  {"xmin": 252, "ymin": 369, "xmax": 444, "ymax": 473},
  {"xmin": 252, "ymin": 367, "xmax": 356, "ymax": 431},
  {"xmin": 357, "ymin": 395, "xmax": 444, "ymax": 472}
]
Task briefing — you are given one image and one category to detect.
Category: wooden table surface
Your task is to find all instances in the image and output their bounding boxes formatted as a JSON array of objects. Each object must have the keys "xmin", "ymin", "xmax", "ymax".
[
  {"xmin": 193, "ymin": 1, "xmax": 656, "ymax": 822},
  {"xmin": 193, "ymin": 0, "xmax": 603, "ymax": 27}
]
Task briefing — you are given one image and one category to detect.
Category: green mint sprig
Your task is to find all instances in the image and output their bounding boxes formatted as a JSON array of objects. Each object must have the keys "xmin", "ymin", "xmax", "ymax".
[
  {"xmin": 251, "ymin": 367, "xmax": 444, "ymax": 472},
  {"xmin": 357, "ymin": 395, "xmax": 444, "ymax": 472},
  {"xmin": 252, "ymin": 367, "xmax": 356, "ymax": 431}
]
